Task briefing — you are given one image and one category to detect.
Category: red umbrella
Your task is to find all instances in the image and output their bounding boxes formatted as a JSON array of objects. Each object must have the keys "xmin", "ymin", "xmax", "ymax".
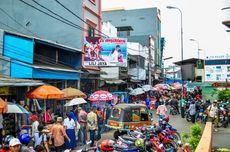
[{"xmin": 88, "ymin": 90, "xmax": 114, "ymax": 102}]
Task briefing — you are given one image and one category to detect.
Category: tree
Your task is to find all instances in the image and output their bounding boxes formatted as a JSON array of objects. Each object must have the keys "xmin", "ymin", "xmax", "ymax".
[{"xmin": 218, "ymin": 89, "xmax": 230, "ymax": 102}]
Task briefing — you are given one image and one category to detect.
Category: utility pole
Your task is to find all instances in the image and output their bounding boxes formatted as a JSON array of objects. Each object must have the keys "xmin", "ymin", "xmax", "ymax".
[{"xmin": 148, "ymin": 35, "xmax": 152, "ymax": 85}]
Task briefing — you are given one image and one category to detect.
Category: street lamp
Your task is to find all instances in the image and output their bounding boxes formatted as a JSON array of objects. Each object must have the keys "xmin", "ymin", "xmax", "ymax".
[
  {"xmin": 190, "ymin": 38, "xmax": 202, "ymax": 59},
  {"xmin": 166, "ymin": 6, "xmax": 184, "ymax": 99}
]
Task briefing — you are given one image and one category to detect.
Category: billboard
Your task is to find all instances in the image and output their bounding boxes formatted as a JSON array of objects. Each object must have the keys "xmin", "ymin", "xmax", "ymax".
[
  {"xmin": 205, "ymin": 64, "xmax": 230, "ymax": 82},
  {"xmin": 84, "ymin": 37, "xmax": 127, "ymax": 67}
]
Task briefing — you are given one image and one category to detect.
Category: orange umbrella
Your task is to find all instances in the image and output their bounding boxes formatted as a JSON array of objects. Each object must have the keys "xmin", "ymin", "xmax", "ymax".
[
  {"xmin": 26, "ymin": 85, "xmax": 64, "ymax": 99},
  {"xmin": 25, "ymin": 85, "xmax": 64, "ymax": 122},
  {"xmin": 0, "ymin": 98, "xmax": 7, "ymax": 113}
]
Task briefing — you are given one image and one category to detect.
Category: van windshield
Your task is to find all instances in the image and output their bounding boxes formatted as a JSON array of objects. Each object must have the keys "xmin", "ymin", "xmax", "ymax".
[{"xmin": 111, "ymin": 108, "xmax": 122, "ymax": 119}]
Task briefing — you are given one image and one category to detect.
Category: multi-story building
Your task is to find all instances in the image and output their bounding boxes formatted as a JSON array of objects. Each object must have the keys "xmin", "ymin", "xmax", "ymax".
[
  {"xmin": 0, "ymin": 0, "xmax": 102, "ymax": 92},
  {"xmin": 102, "ymin": 7, "xmax": 162, "ymax": 84}
]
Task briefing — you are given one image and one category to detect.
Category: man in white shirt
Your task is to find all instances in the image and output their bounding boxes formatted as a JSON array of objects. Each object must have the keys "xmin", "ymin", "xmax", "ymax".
[
  {"xmin": 207, "ymin": 101, "xmax": 218, "ymax": 131},
  {"xmin": 30, "ymin": 115, "xmax": 39, "ymax": 136}
]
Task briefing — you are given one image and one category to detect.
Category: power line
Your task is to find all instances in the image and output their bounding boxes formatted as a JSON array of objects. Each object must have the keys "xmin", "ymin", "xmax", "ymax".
[
  {"xmin": 18, "ymin": 0, "xmax": 88, "ymax": 32},
  {"xmin": 19, "ymin": 0, "xmax": 148, "ymax": 55},
  {"xmin": 0, "ymin": 20, "xmax": 22, "ymax": 33},
  {"xmin": 54, "ymin": 0, "xmax": 150, "ymax": 53},
  {"xmin": 31, "ymin": 0, "xmax": 88, "ymax": 32},
  {"xmin": 0, "ymin": 7, "xmax": 39, "ymax": 37},
  {"xmin": 55, "ymin": 0, "xmax": 108, "ymax": 37}
]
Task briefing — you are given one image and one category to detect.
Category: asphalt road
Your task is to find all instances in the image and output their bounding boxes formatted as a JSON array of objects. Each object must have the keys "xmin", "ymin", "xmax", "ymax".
[{"xmin": 75, "ymin": 109, "xmax": 230, "ymax": 151}]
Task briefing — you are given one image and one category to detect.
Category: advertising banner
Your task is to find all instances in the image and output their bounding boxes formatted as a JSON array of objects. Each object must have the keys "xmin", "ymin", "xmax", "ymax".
[
  {"xmin": 205, "ymin": 65, "xmax": 230, "ymax": 82},
  {"xmin": 84, "ymin": 37, "xmax": 127, "ymax": 67}
]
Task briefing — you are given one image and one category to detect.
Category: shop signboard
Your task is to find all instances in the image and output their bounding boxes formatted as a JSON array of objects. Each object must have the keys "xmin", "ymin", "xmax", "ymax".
[
  {"xmin": 83, "ymin": 37, "xmax": 127, "ymax": 67},
  {"xmin": 0, "ymin": 87, "xmax": 12, "ymax": 95}
]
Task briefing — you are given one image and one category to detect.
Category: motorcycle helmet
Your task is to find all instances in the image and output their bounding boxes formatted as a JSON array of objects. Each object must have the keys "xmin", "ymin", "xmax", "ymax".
[
  {"xmin": 155, "ymin": 126, "xmax": 162, "ymax": 134},
  {"xmin": 19, "ymin": 133, "xmax": 30, "ymax": 145},
  {"xmin": 140, "ymin": 126, "xmax": 146, "ymax": 133},
  {"xmin": 100, "ymin": 139, "xmax": 114, "ymax": 151},
  {"xmin": 135, "ymin": 138, "xmax": 144, "ymax": 148},
  {"xmin": 163, "ymin": 115, "xmax": 170, "ymax": 123},
  {"xmin": 4, "ymin": 135, "xmax": 14, "ymax": 145}
]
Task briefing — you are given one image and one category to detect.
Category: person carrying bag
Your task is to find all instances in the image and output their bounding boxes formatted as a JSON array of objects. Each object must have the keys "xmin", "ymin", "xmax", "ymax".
[{"xmin": 34, "ymin": 125, "xmax": 49, "ymax": 152}]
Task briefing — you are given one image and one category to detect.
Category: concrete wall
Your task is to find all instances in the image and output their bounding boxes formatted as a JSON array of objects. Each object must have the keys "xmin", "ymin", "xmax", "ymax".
[{"xmin": 0, "ymin": 0, "xmax": 83, "ymax": 49}]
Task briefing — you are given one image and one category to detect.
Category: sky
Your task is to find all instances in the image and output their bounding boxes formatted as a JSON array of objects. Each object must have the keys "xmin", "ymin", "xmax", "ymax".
[{"xmin": 102, "ymin": 0, "xmax": 230, "ymax": 66}]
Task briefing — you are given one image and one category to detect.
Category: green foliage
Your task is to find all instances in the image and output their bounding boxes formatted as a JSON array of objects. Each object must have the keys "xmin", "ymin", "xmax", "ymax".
[
  {"xmin": 187, "ymin": 137, "xmax": 200, "ymax": 151},
  {"xmin": 218, "ymin": 89, "xmax": 230, "ymax": 102},
  {"xmin": 190, "ymin": 123, "xmax": 203, "ymax": 138},
  {"xmin": 182, "ymin": 123, "xmax": 203, "ymax": 152},
  {"xmin": 181, "ymin": 132, "xmax": 190, "ymax": 143}
]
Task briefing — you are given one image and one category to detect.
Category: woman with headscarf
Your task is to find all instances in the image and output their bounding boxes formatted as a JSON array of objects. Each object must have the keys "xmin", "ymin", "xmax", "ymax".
[{"xmin": 63, "ymin": 112, "xmax": 76, "ymax": 150}]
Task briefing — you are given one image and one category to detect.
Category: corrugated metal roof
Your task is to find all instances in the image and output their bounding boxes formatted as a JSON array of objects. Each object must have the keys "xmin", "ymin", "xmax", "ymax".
[{"xmin": 0, "ymin": 78, "xmax": 44, "ymax": 87}]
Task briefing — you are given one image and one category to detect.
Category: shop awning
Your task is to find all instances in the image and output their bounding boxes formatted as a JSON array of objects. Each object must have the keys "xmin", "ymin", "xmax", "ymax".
[
  {"xmin": 105, "ymin": 80, "xmax": 125, "ymax": 84},
  {"xmin": 0, "ymin": 78, "xmax": 44, "ymax": 87}
]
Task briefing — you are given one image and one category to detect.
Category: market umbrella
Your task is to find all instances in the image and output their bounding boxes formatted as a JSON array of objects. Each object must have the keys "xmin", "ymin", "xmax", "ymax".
[
  {"xmin": 142, "ymin": 85, "xmax": 152, "ymax": 92},
  {"xmin": 64, "ymin": 98, "xmax": 87, "ymax": 107},
  {"xmin": 25, "ymin": 85, "xmax": 64, "ymax": 99},
  {"xmin": 62, "ymin": 87, "xmax": 87, "ymax": 99},
  {"xmin": 154, "ymin": 84, "xmax": 169, "ymax": 90},
  {"xmin": 129, "ymin": 88, "xmax": 145, "ymax": 96},
  {"xmin": 0, "ymin": 98, "xmax": 8, "ymax": 113},
  {"xmin": 171, "ymin": 82, "xmax": 182, "ymax": 90},
  {"xmin": 88, "ymin": 90, "xmax": 114, "ymax": 102},
  {"xmin": 25, "ymin": 85, "xmax": 64, "ymax": 122},
  {"xmin": 7, "ymin": 102, "xmax": 28, "ymax": 114}
]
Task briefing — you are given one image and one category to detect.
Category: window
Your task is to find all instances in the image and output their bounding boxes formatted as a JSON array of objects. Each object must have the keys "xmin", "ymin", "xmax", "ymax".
[
  {"xmin": 88, "ymin": 26, "xmax": 95, "ymax": 37},
  {"xmin": 111, "ymin": 108, "xmax": 121, "ymax": 119},
  {"xmin": 117, "ymin": 30, "xmax": 130, "ymax": 37}
]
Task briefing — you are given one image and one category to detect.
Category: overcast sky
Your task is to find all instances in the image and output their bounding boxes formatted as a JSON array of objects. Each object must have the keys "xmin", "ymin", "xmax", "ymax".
[{"xmin": 102, "ymin": 0, "xmax": 230, "ymax": 66}]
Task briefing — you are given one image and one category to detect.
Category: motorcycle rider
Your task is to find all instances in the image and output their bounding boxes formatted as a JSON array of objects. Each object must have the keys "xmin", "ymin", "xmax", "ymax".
[{"xmin": 170, "ymin": 96, "xmax": 180, "ymax": 114}]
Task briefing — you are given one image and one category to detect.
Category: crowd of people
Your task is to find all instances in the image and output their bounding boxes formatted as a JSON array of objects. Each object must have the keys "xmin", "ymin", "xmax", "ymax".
[
  {"xmin": 0, "ymin": 86, "xmax": 229, "ymax": 152},
  {"xmin": 0, "ymin": 103, "xmax": 112, "ymax": 152}
]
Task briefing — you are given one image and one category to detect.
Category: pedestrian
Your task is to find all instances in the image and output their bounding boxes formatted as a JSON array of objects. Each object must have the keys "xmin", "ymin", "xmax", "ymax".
[
  {"xmin": 49, "ymin": 117, "xmax": 70, "ymax": 152},
  {"xmin": 9, "ymin": 138, "xmax": 21, "ymax": 152},
  {"xmin": 43, "ymin": 107, "xmax": 53, "ymax": 124},
  {"xmin": 21, "ymin": 105, "xmax": 32, "ymax": 126},
  {"xmin": 206, "ymin": 101, "xmax": 219, "ymax": 132},
  {"xmin": 63, "ymin": 112, "xmax": 77, "ymax": 150},
  {"xmin": 96, "ymin": 107, "xmax": 103, "ymax": 140},
  {"xmin": 103, "ymin": 104, "xmax": 111, "ymax": 132},
  {"xmin": 188, "ymin": 101, "xmax": 196, "ymax": 123},
  {"xmin": 156, "ymin": 101, "xmax": 167, "ymax": 119},
  {"xmin": 87, "ymin": 107, "xmax": 98, "ymax": 147},
  {"xmin": 30, "ymin": 115, "xmax": 40, "ymax": 137},
  {"xmin": 34, "ymin": 124, "xmax": 49, "ymax": 152},
  {"xmin": 180, "ymin": 97, "xmax": 185, "ymax": 118},
  {"xmin": 0, "ymin": 114, "xmax": 3, "ymax": 145},
  {"xmin": 78, "ymin": 107, "xmax": 87, "ymax": 146},
  {"xmin": 171, "ymin": 96, "xmax": 180, "ymax": 114}
]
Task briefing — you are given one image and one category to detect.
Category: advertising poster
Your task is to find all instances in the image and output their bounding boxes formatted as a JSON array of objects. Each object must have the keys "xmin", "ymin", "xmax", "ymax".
[
  {"xmin": 205, "ymin": 65, "xmax": 230, "ymax": 82},
  {"xmin": 84, "ymin": 37, "xmax": 127, "ymax": 67}
]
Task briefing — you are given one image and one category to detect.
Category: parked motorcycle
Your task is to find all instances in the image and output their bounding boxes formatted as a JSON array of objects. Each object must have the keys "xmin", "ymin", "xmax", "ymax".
[{"xmin": 218, "ymin": 106, "xmax": 229, "ymax": 128}]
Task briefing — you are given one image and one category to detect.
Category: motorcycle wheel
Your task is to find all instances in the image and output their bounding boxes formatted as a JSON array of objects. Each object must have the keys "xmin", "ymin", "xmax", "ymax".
[
  {"xmin": 164, "ymin": 142, "xmax": 177, "ymax": 152},
  {"xmin": 172, "ymin": 131, "xmax": 181, "ymax": 143},
  {"xmin": 186, "ymin": 115, "xmax": 191, "ymax": 122}
]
